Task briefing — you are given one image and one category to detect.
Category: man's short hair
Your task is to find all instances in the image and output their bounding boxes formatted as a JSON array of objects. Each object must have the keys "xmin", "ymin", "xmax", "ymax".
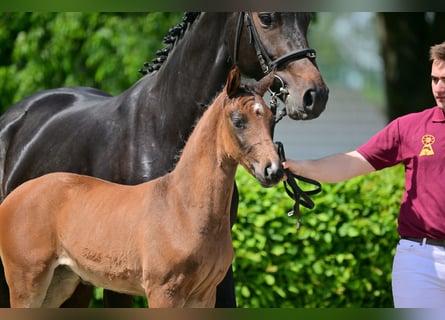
[{"xmin": 430, "ymin": 41, "xmax": 445, "ymax": 61}]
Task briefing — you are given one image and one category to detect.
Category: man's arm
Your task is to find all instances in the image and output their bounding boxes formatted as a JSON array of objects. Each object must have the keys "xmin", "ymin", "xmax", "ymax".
[{"xmin": 283, "ymin": 150, "xmax": 376, "ymax": 183}]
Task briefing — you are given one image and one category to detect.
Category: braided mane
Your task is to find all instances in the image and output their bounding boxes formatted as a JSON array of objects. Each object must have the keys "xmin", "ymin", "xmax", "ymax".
[{"xmin": 138, "ymin": 12, "xmax": 201, "ymax": 75}]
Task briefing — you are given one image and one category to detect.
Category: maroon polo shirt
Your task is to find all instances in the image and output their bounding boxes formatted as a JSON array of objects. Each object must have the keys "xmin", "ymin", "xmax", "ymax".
[{"xmin": 357, "ymin": 106, "xmax": 445, "ymax": 239}]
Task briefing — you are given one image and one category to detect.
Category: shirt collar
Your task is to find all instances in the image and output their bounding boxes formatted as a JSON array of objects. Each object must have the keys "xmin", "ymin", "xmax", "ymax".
[{"xmin": 432, "ymin": 106, "xmax": 445, "ymax": 122}]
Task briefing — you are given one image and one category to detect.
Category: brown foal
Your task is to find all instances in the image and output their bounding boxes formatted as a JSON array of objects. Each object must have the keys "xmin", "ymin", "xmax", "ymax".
[{"xmin": 0, "ymin": 66, "xmax": 283, "ymax": 308}]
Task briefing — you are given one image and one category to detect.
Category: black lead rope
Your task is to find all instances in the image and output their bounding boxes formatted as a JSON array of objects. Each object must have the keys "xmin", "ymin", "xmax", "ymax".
[{"xmin": 275, "ymin": 141, "xmax": 322, "ymax": 230}]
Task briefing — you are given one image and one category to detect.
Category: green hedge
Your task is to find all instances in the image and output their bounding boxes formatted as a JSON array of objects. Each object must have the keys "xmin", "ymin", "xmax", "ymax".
[
  {"xmin": 0, "ymin": 12, "xmax": 183, "ymax": 114},
  {"xmin": 232, "ymin": 164, "xmax": 404, "ymax": 308}
]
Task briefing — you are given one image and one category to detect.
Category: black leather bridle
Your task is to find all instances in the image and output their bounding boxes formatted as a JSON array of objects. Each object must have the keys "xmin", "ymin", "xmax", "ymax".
[
  {"xmin": 234, "ymin": 12, "xmax": 322, "ymax": 230},
  {"xmin": 233, "ymin": 12, "xmax": 317, "ymax": 124},
  {"xmin": 233, "ymin": 12, "xmax": 316, "ymax": 75}
]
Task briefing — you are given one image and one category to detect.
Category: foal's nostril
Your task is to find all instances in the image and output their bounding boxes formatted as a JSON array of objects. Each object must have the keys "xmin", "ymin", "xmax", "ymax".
[
  {"xmin": 265, "ymin": 163, "xmax": 284, "ymax": 182},
  {"xmin": 265, "ymin": 163, "xmax": 272, "ymax": 178}
]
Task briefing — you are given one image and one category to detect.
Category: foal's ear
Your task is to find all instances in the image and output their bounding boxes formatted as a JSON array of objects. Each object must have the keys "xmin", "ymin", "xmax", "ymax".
[
  {"xmin": 253, "ymin": 71, "xmax": 276, "ymax": 96},
  {"xmin": 226, "ymin": 65, "xmax": 241, "ymax": 98}
]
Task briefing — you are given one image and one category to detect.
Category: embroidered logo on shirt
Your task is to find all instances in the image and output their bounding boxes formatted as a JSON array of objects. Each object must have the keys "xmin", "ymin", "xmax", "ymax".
[{"xmin": 419, "ymin": 134, "xmax": 435, "ymax": 156}]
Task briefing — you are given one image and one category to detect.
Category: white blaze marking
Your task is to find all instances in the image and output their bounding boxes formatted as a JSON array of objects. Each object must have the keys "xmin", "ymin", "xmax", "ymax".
[{"xmin": 252, "ymin": 102, "xmax": 264, "ymax": 114}]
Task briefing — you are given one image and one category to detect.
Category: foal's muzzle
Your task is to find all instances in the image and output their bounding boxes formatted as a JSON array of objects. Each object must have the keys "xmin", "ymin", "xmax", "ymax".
[{"xmin": 261, "ymin": 162, "xmax": 284, "ymax": 187}]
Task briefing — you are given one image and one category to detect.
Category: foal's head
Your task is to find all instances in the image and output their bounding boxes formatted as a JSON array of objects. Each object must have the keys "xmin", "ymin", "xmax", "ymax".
[{"xmin": 221, "ymin": 66, "xmax": 283, "ymax": 187}]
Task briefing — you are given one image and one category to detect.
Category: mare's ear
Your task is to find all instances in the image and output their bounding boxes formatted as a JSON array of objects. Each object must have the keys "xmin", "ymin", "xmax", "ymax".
[
  {"xmin": 226, "ymin": 65, "xmax": 241, "ymax": 98},
  {"xmin": 253, "ymin": 71, "xmax": 276, "ymax": 96}
]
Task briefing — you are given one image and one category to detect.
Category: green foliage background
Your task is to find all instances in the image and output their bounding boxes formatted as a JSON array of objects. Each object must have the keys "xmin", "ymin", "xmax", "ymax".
[
  {"xmin": 0, "ymin": 12, "xmax": 183, "ymax": 113},
  {"xmin": 0, "ymin": 13, "xmax": 404, "ymax": 308},
  {"xmin": 231, "ymin": 165, "xmax": 403, "ymax": 308}
]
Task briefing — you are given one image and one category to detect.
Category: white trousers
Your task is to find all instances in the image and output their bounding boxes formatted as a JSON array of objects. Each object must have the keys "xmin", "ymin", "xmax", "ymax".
[{"xmin": 392, "ymin": 239, "xmax": 445, "ymax": 308}]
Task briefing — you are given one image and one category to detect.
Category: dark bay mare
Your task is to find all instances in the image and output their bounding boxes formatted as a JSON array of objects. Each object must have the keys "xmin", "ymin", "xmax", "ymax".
[{"xmin": 0, "ymin": 12, "xmax": 328, "ymax": 307}]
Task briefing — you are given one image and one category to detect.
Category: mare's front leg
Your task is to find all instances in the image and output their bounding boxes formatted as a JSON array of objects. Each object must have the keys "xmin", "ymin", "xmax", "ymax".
[
  {"xmin": 60, "ymin": 283, "xmax": 94, "ymax": 307},
  {"xmin": 215, "ymin": 182, "xmax": 238, "ymax": 308},
  {"xmin": 103, "ymin": 290, "xmax": 134, "ymax": 307},
  {"xmin": 0, "ymin": 263, "xmax": 10, "ymax": 307}
]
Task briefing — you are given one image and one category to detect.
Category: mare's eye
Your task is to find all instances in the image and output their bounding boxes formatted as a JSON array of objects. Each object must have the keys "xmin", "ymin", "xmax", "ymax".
[
  {"xmin": 258, "ymin": 13, "xmax": 274, "ymax": 27},
  {"xmin": 231, "ymin": 111, "xmax": 246, "ymax": 129}
]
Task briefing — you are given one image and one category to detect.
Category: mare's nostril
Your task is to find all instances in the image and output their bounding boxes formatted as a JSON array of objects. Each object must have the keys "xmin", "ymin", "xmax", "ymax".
[{"xmin": 303, "ymin": 88, "xmax": 316, "ymax": 110}]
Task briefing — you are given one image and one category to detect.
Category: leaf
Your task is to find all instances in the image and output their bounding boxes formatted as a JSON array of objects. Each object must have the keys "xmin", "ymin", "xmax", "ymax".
[{"xmin": 264, "ymin": 274, "xmax": 275, "ymax": 286}]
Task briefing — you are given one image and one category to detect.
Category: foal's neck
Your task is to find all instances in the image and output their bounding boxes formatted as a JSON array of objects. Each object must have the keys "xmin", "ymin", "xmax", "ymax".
[{"xmin": 168, "ymin": 97, "xmax": 237, "ymax": 220}]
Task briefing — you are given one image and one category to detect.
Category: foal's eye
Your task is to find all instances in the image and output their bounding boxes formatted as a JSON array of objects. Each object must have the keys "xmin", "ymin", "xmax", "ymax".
[
  {"xmin": 258, "ymin": 12, "xmax": 274, "ymax": 27},
  {"xmin": 232, "ymin": 118, "xmax": 246, "ymax": 129},
  {"xmin": 231, "ymin": 112, "xmax": 247, "ymax": 129}
]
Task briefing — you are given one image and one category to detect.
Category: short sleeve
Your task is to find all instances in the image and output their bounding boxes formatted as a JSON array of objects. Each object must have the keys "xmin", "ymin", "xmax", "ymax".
[{"xmin": 357, "ymin": 119, "xmax": 402, "ymax": 170}]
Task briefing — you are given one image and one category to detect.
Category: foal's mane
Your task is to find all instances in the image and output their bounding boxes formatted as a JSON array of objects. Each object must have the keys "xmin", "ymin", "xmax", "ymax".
[
  {"xmin": 172, "ymin": 81, "xmax": 255, "ymax": 168},
  {"xmin": 138, "ymin": 12, "xmax": 201, "ymax": 75}
]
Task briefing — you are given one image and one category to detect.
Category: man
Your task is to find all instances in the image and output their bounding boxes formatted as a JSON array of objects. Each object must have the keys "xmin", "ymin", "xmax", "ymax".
[{"xmin": 284, "ymin": 41, "xmax": 445, "ymax": 308}]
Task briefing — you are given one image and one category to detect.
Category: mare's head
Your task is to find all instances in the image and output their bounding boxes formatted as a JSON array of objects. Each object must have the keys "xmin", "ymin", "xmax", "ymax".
[
  {"xmin": 221, "ymin": 66, "xmax": 283, "ymax": 187},
  {"xmin": 234, "ymin": 12, "xmax": 329, "ymax": 120}
]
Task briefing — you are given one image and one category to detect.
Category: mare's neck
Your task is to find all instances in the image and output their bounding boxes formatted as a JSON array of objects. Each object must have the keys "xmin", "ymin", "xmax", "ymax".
[
  {"xmin": 135, "ymin": 13, "xmax": 233, "ymax": 113},
  {"xmin": 111, "ymin": 13, "xmax": 236, "ymax": 179}
]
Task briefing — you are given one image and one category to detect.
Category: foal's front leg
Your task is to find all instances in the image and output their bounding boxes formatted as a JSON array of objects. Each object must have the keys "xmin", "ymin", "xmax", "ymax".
[
  {"xmin": 183, "ymin": 290, "xmax": 217, "ymax": 308},
  {"xmin": 41, "ymin": 266, "xmax": 81, "ymax": 307},
  {"xmin": 145, "ymin": 282, "xmax": 188, "ymax": 308},
  {"xmin": 146, "ymin": 284, "xmax": 217, "ymax": 308},
  {"xmin": 146, "ymin": 290, "xmax": 180, "ymax": 308},
  {"xmin": 7, "ymin": 267, "xmax": 54, "ymax": 308}
]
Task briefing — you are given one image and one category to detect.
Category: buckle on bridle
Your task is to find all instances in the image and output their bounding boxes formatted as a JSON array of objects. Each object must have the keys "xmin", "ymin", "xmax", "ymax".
[{"xmin": 269, "ymin": 75, "xmax": 288, "ymax": 123}]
